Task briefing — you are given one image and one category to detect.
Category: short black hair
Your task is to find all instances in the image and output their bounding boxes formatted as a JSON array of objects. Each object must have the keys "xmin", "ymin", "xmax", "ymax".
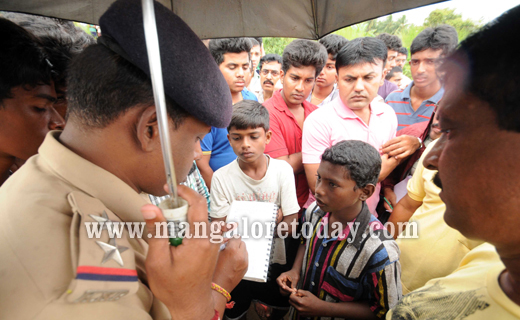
[
  {"xmin": 228, "ymin": 100, "xmax": 269, "ymax": 132},
  {"xmin": 254, "ymin": 37, "xmax": 262, "ymax": 46},
  {"xmin": 386, "ymin": 66, "xmax": 403, "ymax": 80},
  {"xmin": 442, "ymin": 5, "xmax": 520, "ymax": 132},
  {"xmin": 67, "ymin": 44, "xmax": 188, "ymax": 128},
  {"xmin": 4, "ymin": 12, "xmax": 95, "ymax": 90},
  {"xmin": 282, "ymin": 39, "xmax": 328, "ymax": 77},
  {"xmin": 259, "ymin": 53, "xmax": 282, "ymax": 70},
  {"xmin": 376, "ymin": 33, "xmax": 402, "ymax": 52},
  {"xmin": 319, "ymin": 34, "xmax": 349, "ymax": 60},
  {"xmin": 249, "ymin": 38, "xmax": 259, "ymax": 47},
  {"xmin": 209, "ymin": 38, "xmax": 252, "ymax": 65},
  {"xmin": 411, "ymin": 25, "xmax": 458, "ymax": 56},
  {"xmin": 0, "ymin": 17, "xmax": 52, "ymax": 103},
  {"xmin": 398, "ymin": 47, "xmax": 408, "ymax": 57},
  {"xmin": 336, "ymin": 37, "xmax": 387, "ymax": 71},
  {"xmin": 321, "ymin": 140, "xmax": 381, "ymax": 189}
]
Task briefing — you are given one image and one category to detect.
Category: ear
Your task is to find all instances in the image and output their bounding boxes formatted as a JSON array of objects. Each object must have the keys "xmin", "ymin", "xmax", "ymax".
[
  {"xmin": 227, "ymin": 133, "xmax": 231, "ymax": 144},
  {"xmin": 280, "ymin": 70, "xmax": 285, "ymax": 84},
  {"xmin": 380, "ymin": 70, "xmax": 389, "ymax": 86},
  {"xmin": 359, "ymin": 184, "xmax": 376, "ymax": 201},
  {"xmin": 265, "ymin": 129, "xmax": 272, "ymax": 144},
  {"xmin": 335, "ymin": 73, "xmax": 339, "ymax": 84},
  {"xmin": 136, "ymin": 105, "xmax": 159, "ymax": 152}
]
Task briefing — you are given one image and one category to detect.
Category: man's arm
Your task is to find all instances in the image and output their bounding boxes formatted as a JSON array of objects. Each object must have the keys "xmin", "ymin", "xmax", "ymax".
[
  {"xmin": 276, "ymin": 152, "xmax": 303, "ymax": 174},
  {"xmin": 276, "ymin": 213, "xmax": 297, "ymax": 237},
  {"xmin": 387, "ymin": 142, "xmax": 430, "ymax": 238},
  {"xmin": 208, "ymin": 173, "xmax": 231, "ymax": 221},
  {"xmin": 140, "ymin": 186, "xmax": 226, "ymax": 320},
  {"xmin": 380, "ymin": 135, "xmax": 421, "ymax": 160},
  {"xmin": 302, "ymin": 112, "xmax": 332, "ymax": 194},
  {"xmin": 304, "ymin": 163, "xmax": 320, "ymax": 194},
  {"xmin": 196, "ymin": 154, "xmax": 214, "ymax": 190},
  {"xmin": 383, "ymin": 187, "xmax": 397, "ymax": 212},
  {"xmin": 387, "ymin": 194, "xmax": 422, "ymax": 239},
  {"xmin": 212, "ymin": 237, "xmax": 248, "ymax": 317},
  {"xmin": 379, "ymin": 154, "xmax": 400, "ymax": 182}
]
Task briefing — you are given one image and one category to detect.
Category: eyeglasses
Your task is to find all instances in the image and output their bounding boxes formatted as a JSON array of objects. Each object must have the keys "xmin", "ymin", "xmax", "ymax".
[{"xmin": 260, "ymin": 69, "xmax": 280, "ymax": 76}]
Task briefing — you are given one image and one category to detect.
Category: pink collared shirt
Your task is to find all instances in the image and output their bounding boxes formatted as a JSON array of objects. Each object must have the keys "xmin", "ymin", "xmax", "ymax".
[{"xmin": 302, "ymin": 96, "xmax": 398, "ymax": 215}]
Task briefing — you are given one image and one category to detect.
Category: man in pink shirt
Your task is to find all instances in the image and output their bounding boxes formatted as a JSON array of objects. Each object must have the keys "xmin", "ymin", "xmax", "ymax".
[{"xmin": 303, "ymin": 37, "xmax": 399, "ymax": 215}]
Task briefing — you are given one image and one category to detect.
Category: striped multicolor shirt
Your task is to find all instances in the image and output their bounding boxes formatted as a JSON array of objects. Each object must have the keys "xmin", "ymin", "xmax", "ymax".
[
  {"xmin": 295, "ymin": 202, "xmax": 402, "ymax": 319},
  {"xmin": 385, "ymin": 82, "xmax": 443, "ymax": 131}
]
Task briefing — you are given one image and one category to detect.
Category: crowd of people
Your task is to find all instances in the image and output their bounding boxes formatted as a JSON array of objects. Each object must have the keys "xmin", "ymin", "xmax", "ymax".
[{"xmin": 1, "ymin": 0, "xmax": 520, "ymax": 319}]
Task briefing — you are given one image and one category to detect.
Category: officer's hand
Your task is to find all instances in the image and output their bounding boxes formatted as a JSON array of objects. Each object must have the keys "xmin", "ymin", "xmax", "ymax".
[
  {"xmin": 141, "ymin": 185, "xmax": 219, "ymax": 320},
  {"xmin": 212, "ymin": 236, "xmax": 248, "ymax": 298}
]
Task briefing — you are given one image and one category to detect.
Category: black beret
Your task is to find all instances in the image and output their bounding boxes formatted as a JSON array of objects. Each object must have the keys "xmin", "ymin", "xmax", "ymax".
[{"xmin": 99, "ymin": 0, "xmax": 232, "ymax": 128}]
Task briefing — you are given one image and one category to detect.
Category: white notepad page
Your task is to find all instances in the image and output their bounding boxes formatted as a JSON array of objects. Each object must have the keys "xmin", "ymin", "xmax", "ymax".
[{"xmin": 225, "ymin": 201, "xmax": 277, "ymax": 282}]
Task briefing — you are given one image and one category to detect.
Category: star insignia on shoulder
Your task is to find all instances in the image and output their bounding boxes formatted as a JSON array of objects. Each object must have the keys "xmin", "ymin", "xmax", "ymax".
[
  {"xmin": 89, "ymin": 211, "xmax": 113, "ymax": 230},
  {"xmin": 90, "ymin": 211, "xmax": 128, "ymax": 266},
  {"xmin": 96, "ymin": 238, "xmax": 128, "ymax": 267}
]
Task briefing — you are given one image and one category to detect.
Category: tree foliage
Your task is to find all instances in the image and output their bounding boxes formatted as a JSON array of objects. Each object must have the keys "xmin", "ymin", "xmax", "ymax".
[
  {"xmin": 423, "ymin": 8, "xmax": 482, "ymax": 40},
  {"xmin": 366, "ymin": 15, "xmax": 409, "ymax": 35},
  {"xmin": 263, "ymin": 37, "xmax": 294, "ymax": 56},
  {"xmin": 262, "ymin": 7, "xmax": 483, "ymax": 78}
]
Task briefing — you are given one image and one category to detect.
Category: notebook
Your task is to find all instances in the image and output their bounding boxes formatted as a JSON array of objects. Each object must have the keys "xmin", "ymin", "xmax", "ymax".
[{"xmin": 225, "ymin": 201, "xmax": 278, "ymax": 283}]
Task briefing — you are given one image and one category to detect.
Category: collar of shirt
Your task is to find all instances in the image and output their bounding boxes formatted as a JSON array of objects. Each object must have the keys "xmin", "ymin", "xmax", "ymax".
[
  {"xmin": 317, "ymin": 202, "xmax": 372, "ymax": 250},
  {"xmin": 271, "ymin": 89, "xmax": 316, "ymax": 119},
  {"xmin": 306, "ymin": 83, "xmax": 338, "ymax": 104},
  {"xmin": 40, "ymin": 131, "xmax": 149, "ymax": 224},
  {"xmin": 332, "ymin": 96, "xmax": 385, "ymax": 120},
  {"xmin": 402, "ymin": 81, "xmax": 445, "ymax": 105}
]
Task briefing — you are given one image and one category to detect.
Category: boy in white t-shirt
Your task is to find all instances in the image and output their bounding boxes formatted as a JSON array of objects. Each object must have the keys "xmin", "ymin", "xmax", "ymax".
[{"xmin": 210, "ymin": 100, "xmax": 300, "ymax": 320}]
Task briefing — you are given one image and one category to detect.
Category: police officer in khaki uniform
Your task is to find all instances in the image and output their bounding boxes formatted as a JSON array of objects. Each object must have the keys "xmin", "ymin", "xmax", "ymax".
[{"xmin": 0, "ymin": 1, "xmax": 247, "ymax": 319}]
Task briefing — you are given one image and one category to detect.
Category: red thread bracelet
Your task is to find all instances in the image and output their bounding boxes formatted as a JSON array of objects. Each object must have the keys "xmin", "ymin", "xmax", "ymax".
[{"xmin": 211, "ymin": 309, "xmax": 219, "ymax": 320}]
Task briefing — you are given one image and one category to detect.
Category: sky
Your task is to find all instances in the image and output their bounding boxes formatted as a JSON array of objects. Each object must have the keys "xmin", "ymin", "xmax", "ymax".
[{"xmin": 382, "ymin": 0, "xmax": 520, "ymax": 25}]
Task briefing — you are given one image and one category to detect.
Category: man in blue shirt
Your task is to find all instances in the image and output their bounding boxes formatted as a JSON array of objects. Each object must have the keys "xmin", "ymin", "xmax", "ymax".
[
  {"xmin": 198, "ymin": 38, "xmax": 258, "ymax": 188},
  {"xmin": 385, "ymin": 25, "xmax": 457, "ymax": 131}
]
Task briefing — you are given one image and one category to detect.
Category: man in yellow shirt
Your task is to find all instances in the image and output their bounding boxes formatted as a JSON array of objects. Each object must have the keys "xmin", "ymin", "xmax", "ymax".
[
  {"xmin": 387, "ymin": 5, "xmax": 520, "ymax": 319},
  {"xmin": 388, "ymin": 140, "xmax": 482, "ymax": 294}
]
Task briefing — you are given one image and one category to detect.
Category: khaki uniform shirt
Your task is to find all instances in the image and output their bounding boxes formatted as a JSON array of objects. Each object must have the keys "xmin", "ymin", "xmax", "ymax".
[{"xmin": 0, "ymin": 131, "xmax": 170, "ymax": 319}]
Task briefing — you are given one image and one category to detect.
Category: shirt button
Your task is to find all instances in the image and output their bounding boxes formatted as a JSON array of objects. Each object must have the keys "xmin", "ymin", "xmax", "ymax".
[
  {"xmin": 323, "ymin": 243, "xmax": 327, "ymax": 247},
  {"xmin": 311, "ymin": 281, "xmax": 315, "ymax": 286},
  {"xmin": 315, "ymin": 262, "xmax": 319, "ymax": 267}
]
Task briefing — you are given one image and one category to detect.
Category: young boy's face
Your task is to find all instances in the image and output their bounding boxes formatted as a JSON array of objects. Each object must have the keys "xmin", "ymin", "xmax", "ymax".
[
  {"xmin": 316, "ymin": 54, "xmax": 337, "ymax": 89},
  {"xmin": 314, "ymin": 161, "xmax": 372, "ymax": 214},
  {"xmin": 227, "ymin": 126, "xmax": 272, "ymax": 163}
]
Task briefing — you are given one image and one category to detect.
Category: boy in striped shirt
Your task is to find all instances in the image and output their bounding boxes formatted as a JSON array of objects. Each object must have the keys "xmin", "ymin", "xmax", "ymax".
[{"xmin": 278, "ymin": 140, "xmax": 402, "ymax": 319}]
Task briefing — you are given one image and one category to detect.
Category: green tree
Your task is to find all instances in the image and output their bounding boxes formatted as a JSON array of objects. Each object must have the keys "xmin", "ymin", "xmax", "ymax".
[
  {"xmin": 334, "ymin": 22, "xmax": 372, "ymax": 39},
  {"xmin": 367, "ymin": 15, "xmax": 409, "ymax": 35},
  {"xmin": 263, "ymin": 37, "xmax": 295, "ymax": 56},
  {"xmin": 423, "ymin": 8, "xmax": 482, "ymax": 40}
]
